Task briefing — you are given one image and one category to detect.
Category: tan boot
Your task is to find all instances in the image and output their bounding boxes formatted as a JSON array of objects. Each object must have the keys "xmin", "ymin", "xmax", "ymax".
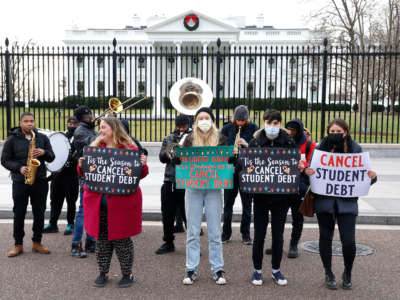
[
  {"xmin": 32, "ymin": 242, "xmax": 50, "ymax": 254},
  {"xmin": 8, "ymin": 245, "xmax": 23, "ymax": 257}
]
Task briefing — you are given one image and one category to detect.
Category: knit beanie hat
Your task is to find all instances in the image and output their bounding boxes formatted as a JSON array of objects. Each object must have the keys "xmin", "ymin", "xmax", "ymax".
[
  {"xmin": 234, "ymin": 105, "xmax": 249, "ymax": 121},
  {"xmin": 194, "ymin": 107, "xmax": 215, "ymax": 122}
]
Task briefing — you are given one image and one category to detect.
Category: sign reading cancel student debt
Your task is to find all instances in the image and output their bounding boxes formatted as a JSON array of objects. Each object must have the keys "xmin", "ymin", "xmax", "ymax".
[
  {"xmin": 175, "ymin": 146, "xmax": 234, "ymax": 189},
  {"xmin": 309, "ymin": 149, "xmax": 371, "ymax": 197},
  {"xmin": 82, "ymin": 146, "xmax": 142, "ymax": 195},
  {"xmin": 238, "ymin": 147, "xmax": 300, "ymax": 194}
]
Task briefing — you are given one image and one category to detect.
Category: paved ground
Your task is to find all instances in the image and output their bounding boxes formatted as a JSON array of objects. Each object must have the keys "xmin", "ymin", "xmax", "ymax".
[
  {"xmin": 0, "ymin": 222, "xmax": 399, "ymax": 300},
  {"xmin": 1, "ymin": 146, "xmax": 400, "ymax": 223}
]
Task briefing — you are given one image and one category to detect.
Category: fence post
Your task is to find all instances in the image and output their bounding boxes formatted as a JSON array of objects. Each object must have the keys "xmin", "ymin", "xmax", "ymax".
[
  {"xmin": 215, "ymin": 38, "xmax": 221, "ymax": 126},
  {"xmin": 320, "ymin": 38, "xmax": 329, "ymax": 140},
  {"xmin": 5, "ymin": 38, "xmax": 12, "ymax": 137},
  {"xmin": 112, "ymin": 38, "xmax": 117, "ymax": 97}
]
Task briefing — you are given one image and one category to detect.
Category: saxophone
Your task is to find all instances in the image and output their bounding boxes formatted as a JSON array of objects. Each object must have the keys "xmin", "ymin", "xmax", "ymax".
[
  {"xmin": 233, "ymin": 126, "xmax": 242, "ymax": 154},
  {"xmin": 24, "ymin": 130, "xmax": 41, "ymax": 185}
]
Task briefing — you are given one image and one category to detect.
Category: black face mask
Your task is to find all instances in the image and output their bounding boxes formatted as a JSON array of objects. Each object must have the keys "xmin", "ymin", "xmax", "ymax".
[
  {"xmin": 328, "ymin": 133, "xmax": 344, "ymax": 145},
  {"xmin": 67, "ymin": 126, "xmax": 77, "ymax": 136}
]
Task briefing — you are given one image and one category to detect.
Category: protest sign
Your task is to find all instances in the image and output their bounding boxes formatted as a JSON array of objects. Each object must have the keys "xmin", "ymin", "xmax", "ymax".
[
  {"xmin": 175, "ymin": 146, "xmax": 234, "ymax": 189},
  {"xmin": 309, "ymin": 149, "xmax": 371, "ymax": 197},
  {"xmin": 238, "ymin": 147, "xmax": 300, "ymax": 194},
  {"xmin": 82, "ymin": 146, "xmax": 142, "ymax": 195}
]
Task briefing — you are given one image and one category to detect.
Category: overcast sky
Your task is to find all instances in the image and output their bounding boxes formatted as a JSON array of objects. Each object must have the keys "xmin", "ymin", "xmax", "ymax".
[{"xmin": 0, "ymin": 0, "xmax": 386, "ymax": 46}]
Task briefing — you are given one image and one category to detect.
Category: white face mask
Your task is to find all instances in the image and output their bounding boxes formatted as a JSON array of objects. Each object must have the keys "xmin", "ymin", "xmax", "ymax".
[
  {"xmin": 265, "ymin": 124, "xmax": 280, "ymax": 137},
  {"xmin": 197, "ymin": 119, "xmax": 212, "ymax": 132}
]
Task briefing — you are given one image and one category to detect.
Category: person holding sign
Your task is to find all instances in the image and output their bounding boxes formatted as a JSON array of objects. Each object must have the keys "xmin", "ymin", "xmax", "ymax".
[
  {"xmin": 221, "ymin": 105, "xmax": 258, "ymax": 245},
  {"xmin": 305, "ymin": 119, "xmax": 377, "ymax": 290},
  {"xmin": 77, "ymin": 117, "xmax": 148, "ymax": 288},
  {"xmin": 248, "ymin": 110, "xmax": 299, "ymax": 286},
  {"xmin": 177, "ymin": 107, "xmax": 227, "ymax": 285}
]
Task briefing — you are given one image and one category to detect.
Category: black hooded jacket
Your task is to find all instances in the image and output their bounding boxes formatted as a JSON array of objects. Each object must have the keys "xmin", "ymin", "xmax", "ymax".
[
  {"xmin": 1, "ymin": 127, "xmax": 55, "ymax": 183},
  {"xmin": 285, "ymin": 118, "xmax": 307, "ymax": 146}
]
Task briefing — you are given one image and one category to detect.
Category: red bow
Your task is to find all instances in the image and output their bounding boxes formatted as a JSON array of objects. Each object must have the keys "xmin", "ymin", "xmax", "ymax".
[{"xmin": 184, "ymin": 14, "xmax": 198, "ymax": 24}]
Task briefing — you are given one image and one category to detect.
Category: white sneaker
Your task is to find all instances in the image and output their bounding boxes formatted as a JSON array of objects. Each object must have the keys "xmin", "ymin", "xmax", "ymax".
[
  {"xmin": 213, "ymin": 270, "xmax": 227, "ymax": 285},
  {"xmin": 251, "ymin": 271, "xmax": 263, "ymax": 286},
  {"xmin": 272, "ymin": 271, "xmax": 288, "ymax": 286},
  {"xmin": 183, "ymin": 271, "xmax": 197, "ymax": 285}
]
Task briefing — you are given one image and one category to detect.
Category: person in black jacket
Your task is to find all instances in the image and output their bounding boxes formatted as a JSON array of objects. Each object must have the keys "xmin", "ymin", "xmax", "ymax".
[
  {"xmin": 221, "ymin": 105, "xmax": 258, "ymax": 245},
  {"xmin": 155, "ymin": 114, "xmax": 191, "ymax": 255},
  {"xmin": 305, "ymin": 118, "xmax": 377, "ymax": 290},
  {"xmin": 1, "ymin": 112, "xmax": 55, "ymax": 257},
  {"xmin": 70, "ymin": 106, "xmax": 98, "ymax": 258},
  {"xmin": 248, "ymin": 110, "xmax": 301, "ymax": 287},
  {"xmin": 43, "ymin": 116, "xmax": 80, "ymax": 235}
]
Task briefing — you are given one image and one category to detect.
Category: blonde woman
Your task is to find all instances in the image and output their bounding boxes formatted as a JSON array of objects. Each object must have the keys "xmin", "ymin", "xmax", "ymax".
[
  {"xmin": 176, "ymin": 107, "xmax": 227, "ymax": 285},
  {"xmin": 77, "ymin": 117, "xmax": 148, "ymax": 288}
]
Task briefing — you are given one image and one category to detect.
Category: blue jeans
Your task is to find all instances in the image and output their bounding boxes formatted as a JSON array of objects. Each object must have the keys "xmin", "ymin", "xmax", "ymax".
[
  {"xmin": 72, "ymin": 190, "xmax": 94, "ymax": 244},
  {"xmin": 185, "ymin": 189, "xmax": 224, "ymax": 275}
]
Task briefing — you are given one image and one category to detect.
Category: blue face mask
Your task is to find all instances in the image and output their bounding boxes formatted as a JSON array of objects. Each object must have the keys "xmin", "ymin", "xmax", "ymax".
[{"xmin": 265, "ymin": 125, "xmax": 280, "ymax": 137}]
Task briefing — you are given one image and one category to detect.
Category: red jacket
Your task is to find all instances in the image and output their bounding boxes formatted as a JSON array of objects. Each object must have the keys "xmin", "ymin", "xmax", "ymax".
[
  {"xmin": 77, "ymin": 143, "xmax": 149, "ymax": 240},
  {"xmin": 299, "ymin": 138, "xmax": 316, "ymax": 167}
]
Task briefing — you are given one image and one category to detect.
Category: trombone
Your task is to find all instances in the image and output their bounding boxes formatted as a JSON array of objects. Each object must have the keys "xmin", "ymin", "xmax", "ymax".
[{"xmin": 95, "ymin": 94, "xmax": 148, "ymax": 120}]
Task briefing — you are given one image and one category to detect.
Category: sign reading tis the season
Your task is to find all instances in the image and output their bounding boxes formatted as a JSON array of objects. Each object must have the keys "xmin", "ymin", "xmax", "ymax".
[
  {"xmin": 183, "ymin": 14, "xmax": 200, "ymax": 31},
  {"xmin": 175, "ymin": 146, "xmax": 234, "ymax": 190},
  {"xmin": 238, "ymin": 147, "xmax": 300, "ymax": 194},
  {"xmin": 309, "ymin": 150, "xmax": 371, "ymax": 197},
  {"xmin": 82, "ymin": 146, "xmax": 142, "ymax": 195}
]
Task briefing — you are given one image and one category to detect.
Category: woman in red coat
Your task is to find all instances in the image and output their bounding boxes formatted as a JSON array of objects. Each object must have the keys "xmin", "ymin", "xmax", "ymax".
[{"xmin": 77, "ymin": 117, "xmax": 148, "ymax": 288}]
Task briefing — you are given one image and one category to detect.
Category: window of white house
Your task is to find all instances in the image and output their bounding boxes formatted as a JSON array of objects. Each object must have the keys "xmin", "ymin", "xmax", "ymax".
[
  {"xmin": 98, "ymin": 81, "xmax": 105, "ymax": 97},
  {"xmin": 118, "ymin": 81, "xmax": 125, "ymax": 97},
  {"xmin": 77, "ymin": 81, "xmax": 84, "ymax": 96},
  {"xmin": 289, "ymin": 83, "xmax": 297, "ymax": 97},
  {"xmin": 247, "ymin": 82, "xmax": 254, "ymax": 98},
  {"xmin": 248, "ymin": 57, "xmax": 255, "ymax": 69},
  {"xmin": 97, "ymin": 56, "xmax": 104, "ymax": 68},
  {"xmin": 167, "ymin": 57, "xmax": 175, "ymax": 69},
  {"xmin": 268, "ymin": 82, "xmax": 276, "ymax": 98},
  {"xmin": 268, "ymin": 57, "xmax": 276, "ymax": 68},
  {"xmin": 138, "ymin": 56, "xmax": 145, "ymax": 68},
  {"xmin": 118, "ymin": 57, "xmax": 125, "ymax": 68},
  {"xmin": 138, "ymin": 81, "xmax": 146, "ymax": 93},
  {"xmin": 77, "ymin": 56, "xmax": 84, "ymax": 68},
  {"xmin": 289, "ymin": 57, "xmax": 297, "ymax": 69}
]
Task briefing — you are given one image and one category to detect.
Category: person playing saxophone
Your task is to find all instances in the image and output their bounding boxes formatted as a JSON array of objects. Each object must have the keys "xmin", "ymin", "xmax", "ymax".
[
  {"xmin": 1, "ymin": 112, "xmax": 55, "ymax": 257},
  {"xmin": 221, "ymin": 105, "xmax": 258, "ymax": 245}
]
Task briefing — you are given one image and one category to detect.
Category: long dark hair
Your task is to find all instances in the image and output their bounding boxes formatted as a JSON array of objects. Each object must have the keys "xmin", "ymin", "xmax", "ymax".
[
  {"xmin": 327, "ymin": 118, "xmax": 349, "ymax": 136},
  {"xmin": 323, "ymin": 118, "xmax": 351, "ymax": 153}
]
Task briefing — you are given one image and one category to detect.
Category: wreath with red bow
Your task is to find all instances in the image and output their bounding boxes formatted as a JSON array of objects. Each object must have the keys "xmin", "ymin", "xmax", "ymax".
[
  {"xmin": 184, "ymin": 14, "xmax": 200, "ymax": 31},
  {"xmin": 268, "ymin": 84, "xmax": 275, "ymax": 91}
]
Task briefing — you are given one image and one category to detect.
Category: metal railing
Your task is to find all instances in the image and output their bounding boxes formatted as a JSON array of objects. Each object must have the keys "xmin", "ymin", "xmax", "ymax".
[{"xmin": 1, "ymin": 38, "xmax": 399, "ymax": 143}]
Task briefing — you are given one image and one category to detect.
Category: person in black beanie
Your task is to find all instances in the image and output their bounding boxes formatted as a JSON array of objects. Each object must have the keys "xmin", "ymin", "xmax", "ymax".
[
  {"xmin": 221, "ymin": 105, "xmax": 258, "ymax": 245},
  {"xmin": 70, "ymin": 106, "xmax": 98, "ymax": 258},
  {"xmin": 43, "ymin": 116, "xmax": 80, "ymax": 235},
  {"xmin": 155, "ymin": 114, "xmax": 191, "ymax": 254}
]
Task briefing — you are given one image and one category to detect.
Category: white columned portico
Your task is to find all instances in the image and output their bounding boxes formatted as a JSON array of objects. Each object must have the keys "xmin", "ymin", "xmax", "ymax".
[
  {"xmin": 175, "ymin": 42, "xmax": 182, "ymax": 80},
  {"xmin": 202, "ymin": 42, "xmax": 208, "ymax": 81}
]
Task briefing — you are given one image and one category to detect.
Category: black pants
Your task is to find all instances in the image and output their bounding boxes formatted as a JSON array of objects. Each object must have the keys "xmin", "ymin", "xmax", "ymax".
[
  {"xmin": 317, "ymin": 212, "xmax": 357, "ymax": 273},
  {"xmin": 49, "ymin": 172, "xmax": 79, "ymax": 226},
  {"xmin": 222, "ymin": 172, "xmax": 252, "ymax": 239},
  {"xmin": 252, "ymin": 198, "xmax": 289, "ymax": 270},
  {"xmin": 96, "ymin": 206, "xmax": 134, "ymax": 276},
  {"xmin": 288, "ymin": 195, "xmax": 304, "ymax": 245},
  {"xmin": 12, "ymin": 180, "xmax": 49, "ymax": 245},
  {"xmin": 161, "ymin": 182, "xmax": 186, "ymax": 243}
]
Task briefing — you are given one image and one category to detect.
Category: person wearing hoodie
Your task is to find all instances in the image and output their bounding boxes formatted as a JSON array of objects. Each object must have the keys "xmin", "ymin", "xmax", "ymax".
[
  {"xmin": 305, "ymin": 118, "xmax": 377, "ymax": 290},
  {"xmin": 248, "ymin": 110, "xmax": 304, "ymax": 287},
  {"xmin": 221, "ymin": 105, "xmax": 258, "ymax": 245},
  {"xmin": 264, "ymin": 118, "xmax": 316, "ymax": 258},
  {"xmin": 1, "ymin": 112, "xmax": 55, "ymax": 257},
  {"xmin": 43, "ymin": 116, "xmax": 80, "ymax": 235},
  {"xmin": 70, "ymin": 106, "xmax": 98, "ymax": 258}
]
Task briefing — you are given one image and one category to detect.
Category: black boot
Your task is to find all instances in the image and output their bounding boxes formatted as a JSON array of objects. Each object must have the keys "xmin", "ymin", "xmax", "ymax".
[
  {"xmin": 174, "ymin": 223, "xmax": 185, "ymax": 233},
  {"xmin": 155, "ymin": 242, "xmax": 175, "ymax": 255},
  {"xmin": 325, "ymin": 270, "xmax": 337, "ymax": 290},
  {"xmin": 342, "ymin": 270, "xmax": 352, "ymax": 290},
  {"xmin": 85, "ymin": 240, "xmax": 96, "ymax": 253},
  {"xmin": 287, "ymin": 241, "xmax": 299, "ymax": 258}
]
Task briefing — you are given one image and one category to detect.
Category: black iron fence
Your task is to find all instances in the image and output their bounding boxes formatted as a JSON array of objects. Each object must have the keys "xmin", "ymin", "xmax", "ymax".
[{"xmin": 1, "ymin": 38, "xmax": 399, "ymax": 143}]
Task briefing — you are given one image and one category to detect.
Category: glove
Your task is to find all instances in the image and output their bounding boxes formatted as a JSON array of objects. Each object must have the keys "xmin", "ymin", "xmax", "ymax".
[
  {"xmin": 171, "ymin": 157, "xmax": 181, "ymax": 165},
  {"xmin": 228, "ymin": 155, "xmax": 237, "ymax": 164}
]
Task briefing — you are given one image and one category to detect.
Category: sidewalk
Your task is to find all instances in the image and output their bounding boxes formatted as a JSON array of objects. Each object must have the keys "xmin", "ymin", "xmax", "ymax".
[
  {"xmin": 0, "ymin": 144, "xmax": 399, "ymax": 224},
  {"xmin": 0, "ymin": 222, "xmax": 398, "ymax": 299}
]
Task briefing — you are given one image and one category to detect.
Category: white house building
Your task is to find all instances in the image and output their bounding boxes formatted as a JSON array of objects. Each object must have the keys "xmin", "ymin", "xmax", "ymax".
[{"xmin": 63, "ymin": 10, "xmax": 320, "ymax": 115}]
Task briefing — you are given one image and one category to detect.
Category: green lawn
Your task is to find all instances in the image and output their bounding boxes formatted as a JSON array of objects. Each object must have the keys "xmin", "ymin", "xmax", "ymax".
[{"xmin": 1, "ymin": 107, "xmax": 399, "ymax": 143}]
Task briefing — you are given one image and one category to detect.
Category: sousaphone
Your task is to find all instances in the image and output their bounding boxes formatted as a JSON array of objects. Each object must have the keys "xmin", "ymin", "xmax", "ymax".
[{"xmin": 169, "ymin": 77, "xmax": 213, "ymax": 115}]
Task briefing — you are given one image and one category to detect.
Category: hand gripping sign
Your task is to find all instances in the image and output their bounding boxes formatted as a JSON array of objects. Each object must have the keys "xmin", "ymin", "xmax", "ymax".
[{"xmin": 309, "ymin": 149, "xmax": 371, "ymax": 197}]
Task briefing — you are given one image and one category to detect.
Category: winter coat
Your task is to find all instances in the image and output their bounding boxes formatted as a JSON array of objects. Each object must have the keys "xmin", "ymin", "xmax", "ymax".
[
  {"xmin": 313, "ymin": 136, "xmax": 377, "ymax": 216},
  {"xmin": 78, "ymin": 143, "xmax": 149, "ymax": 240},
  {"xmin": 221, "ymin": 121, "xmax": 259, "ymax": 145},
  {"xmin": 73, "ymin": 122, "xmax": 98, "ymax": 158},
  {"xmin": 159, "ymin": 129, "xmax": 192, "ymax": 182},
  {"xmin": 248, "ymin": 128, "xmax": 296, "ymax": 203},
  {"xmin": 1, "ymin": 127, "xmax": 55, "ymax": 183}
]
